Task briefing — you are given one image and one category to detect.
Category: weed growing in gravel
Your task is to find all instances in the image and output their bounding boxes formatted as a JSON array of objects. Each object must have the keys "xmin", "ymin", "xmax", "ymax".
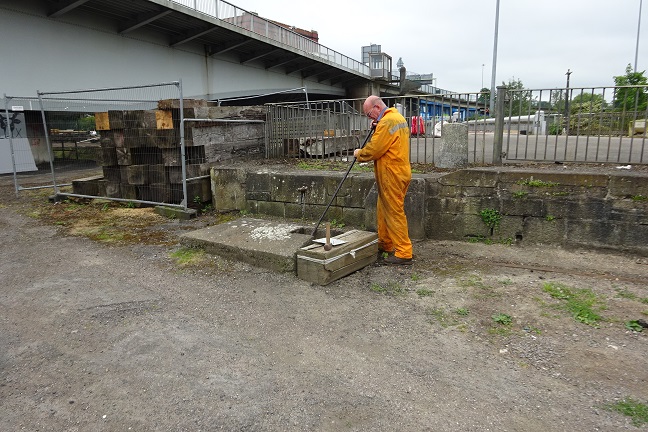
[
  {"xmin": 455, "ymin": 308, "xmax": 470, "ymax": 316},
  {"xmin": 459, "ymin": 275, "xmax": 502, "ymax": 299},
  {"xmin": 427, "ymin": 308, "xmax": 454, "ymax": 328},
  {"xmin": 615, "ymin": 288, "xmax": 638, "ymax": 300},
  {"xmin": 624, "ymin": 320, "xmax": 645, "ymax": 332},
  {"xmin": 370, "ymin": 281, "xmax": 406, "ymax": 296},
  {"xmin": 542, "ymin": 282, "xmax": 605, "ymax": 326},
  {"xmin": 492, "ymin": 313, "xmax": 513, "ymax": 325},
  {"xmin": 604, "ymin": 398, "xmax": 648, "ymax": 426},
  {"xmin": 416, "ymin": 288, "xmax": 434, "ymax": 297},
  {"xmin": 617, "ymin": 290, "xmax": 648, "ymax": 308},
  {"xmin": 330, "ymin": 219, "xmax": 345, "ymax": 228}
]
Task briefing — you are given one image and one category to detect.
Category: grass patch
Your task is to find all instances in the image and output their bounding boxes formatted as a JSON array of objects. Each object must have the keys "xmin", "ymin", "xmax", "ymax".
[
  {"xmin": 466, "ymin": 235, "xmax": 513, "ymax": 245},
  {"xmin": 426, "ymin": 307, "xmax": 464, "ymax": 328},
  {"xmin": 613, "ymin": 288, "xmax": 648, "ymax": 306},
  {"xmin": 295, "ymin": 159, "xmax": 374, "ymax": 172},
  {"xmin": 512, "ymin": 191, "xmax": 528, "ymax": 199},
  {"xmin": 23, "ymin": 196, "xmax": 176, "ymax": 246},
  {"xmin": 615, "ymin": 288, "xmax": 639, "ymax": 301},
  {"xmin": 604, "ymin": 398, "xmax": 648, "ymax": 426},
  {"xmin": 455, "ymin": 308, "xmax": 470, "ymax": 316},
  {"xmin": 170, "ymin": 247, "xmax": 207, "ymax": 266},
  {"xmin": 542, "ymin": 282, "xmax": 606, "ymax": 326},
  {"xmin": 458, "ymin": 275, "xmax": 502, "ymax": 299},
  {"xmin": 631, "ymin": 194, "xmax": 647, "ymax": 201}
]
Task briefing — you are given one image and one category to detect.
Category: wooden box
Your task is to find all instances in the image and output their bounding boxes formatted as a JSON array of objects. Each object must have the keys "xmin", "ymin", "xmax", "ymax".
[{"xmin": 297, "ymin": 230, "xmax": 378, "ymax": 285}]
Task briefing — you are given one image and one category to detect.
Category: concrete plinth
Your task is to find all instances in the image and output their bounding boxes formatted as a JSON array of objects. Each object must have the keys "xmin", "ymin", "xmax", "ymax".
[
  {"xmin": 179, "ymin": 218, "xmax": 313, "ymax": 273},
  {"xmin": 437, "ymin": 123, "xmax": 468, "ymax": 168}
]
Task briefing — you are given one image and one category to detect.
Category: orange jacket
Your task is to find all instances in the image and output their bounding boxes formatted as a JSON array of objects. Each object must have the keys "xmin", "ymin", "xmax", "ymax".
[{"xmin": 356, "ymin": 107, "xmax": 411, "ymax": 184}]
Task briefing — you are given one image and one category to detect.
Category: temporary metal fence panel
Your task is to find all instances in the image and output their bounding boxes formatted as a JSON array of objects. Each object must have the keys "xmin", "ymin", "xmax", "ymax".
[
  {"xmin": 30, "ymin": 82, "xmax": 190, "ymax": 208},
  {"xmin": 266, "ymin": 99, "xmax": 369, "ymax": 160},
  {"xmin": 501, "ymin": 86, "xmax": 647, "ymax": 164}
]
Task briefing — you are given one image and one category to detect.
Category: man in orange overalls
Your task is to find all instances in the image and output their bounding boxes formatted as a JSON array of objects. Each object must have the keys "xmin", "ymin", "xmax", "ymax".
[{"xmin": 354, "ymin": 95, "xmax": 413, "ymax": 265}]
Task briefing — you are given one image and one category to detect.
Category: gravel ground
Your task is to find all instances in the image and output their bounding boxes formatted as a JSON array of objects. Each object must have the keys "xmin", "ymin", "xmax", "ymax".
[{"xmin": 1, "ymin": 165, "xmax": 648, "ymax": 431}]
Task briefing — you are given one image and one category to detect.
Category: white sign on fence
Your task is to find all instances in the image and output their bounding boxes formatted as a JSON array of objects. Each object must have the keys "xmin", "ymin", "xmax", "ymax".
[{"xmin": 0, "ymin": 138, "xmax": 38, "ymax": 174}]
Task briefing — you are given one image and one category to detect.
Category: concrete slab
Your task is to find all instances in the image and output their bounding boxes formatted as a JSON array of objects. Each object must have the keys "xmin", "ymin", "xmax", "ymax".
[{"xmin": 179, "ymin": 218, "xmax": 313, "ymax": 273}]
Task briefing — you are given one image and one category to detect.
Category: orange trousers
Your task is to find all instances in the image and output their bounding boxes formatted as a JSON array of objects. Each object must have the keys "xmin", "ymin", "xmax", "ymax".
[{"xmin": 375, "ymin": 170, "xmax": 412, "ymax": 259}]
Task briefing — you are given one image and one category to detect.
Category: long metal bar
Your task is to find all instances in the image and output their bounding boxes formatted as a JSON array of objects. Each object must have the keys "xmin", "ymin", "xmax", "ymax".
[
  {"xmin": 311, "ymin": 126, "xmax": 375, "ymax": 237},
  {"xmin": 37, "ymin": 90, "xmax": 60, "ymax": 196},
  {"xmin": 4, "ymin": 95, "xmax": 19, "ymax": 196}
]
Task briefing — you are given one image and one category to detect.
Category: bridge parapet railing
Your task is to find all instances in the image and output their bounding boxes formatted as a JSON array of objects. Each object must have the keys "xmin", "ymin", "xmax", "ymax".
[{"xmin": 171, "ymin": 0, "xmax": 370, "ymax": 76}]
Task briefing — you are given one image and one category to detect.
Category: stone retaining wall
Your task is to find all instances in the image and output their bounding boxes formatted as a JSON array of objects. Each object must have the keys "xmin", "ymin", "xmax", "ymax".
[{"xmin": 210, "ymin": 166, "xmax": 648, "ymax": 256}]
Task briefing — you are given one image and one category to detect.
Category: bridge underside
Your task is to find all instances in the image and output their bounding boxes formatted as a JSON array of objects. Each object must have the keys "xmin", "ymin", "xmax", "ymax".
[{"xmin": 1, "ymin": 0, "xmax": 385, "ymax": 102}]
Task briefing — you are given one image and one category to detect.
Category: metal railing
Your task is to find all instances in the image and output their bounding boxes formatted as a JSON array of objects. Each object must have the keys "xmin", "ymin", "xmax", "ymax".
[
  {"xmin": 170, "ymin": 0, "xmax": 370, "ymax": 76},
  {"xmin": 265, "ymin": 85, "xmax": 648, "ymax": 166}
]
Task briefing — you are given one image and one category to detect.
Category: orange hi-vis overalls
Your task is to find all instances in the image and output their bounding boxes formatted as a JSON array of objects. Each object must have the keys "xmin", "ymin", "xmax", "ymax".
[{"xmin": 356, "ymin": 107, "xmax": 413, "ymax": 259}]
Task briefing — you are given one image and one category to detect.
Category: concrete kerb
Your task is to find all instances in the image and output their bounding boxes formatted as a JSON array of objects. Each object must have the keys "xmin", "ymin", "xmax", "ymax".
[{"xmin": 154, "ymin": 205, "xmax": 197, "ymax": 220}]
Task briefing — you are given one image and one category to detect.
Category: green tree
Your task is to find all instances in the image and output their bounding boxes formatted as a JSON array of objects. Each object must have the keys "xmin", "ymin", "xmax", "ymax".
[
  {"xmin": 77, "ymin": 115, "xmax": 96, "ymax": 131},
  {"xmin": 477, "ymin": 87, "xmax": 491, "ymax": 116},
  {"xmin": 503, "ymin": 77, "xmax": 535, "ymax": 116},
  {"xmin": 572, "ymin": 92, "xmax": 606, "ymax": 106},
  {"xmin": 613, "ymin": 64, "xmax": 648, "ymax": 112},
  {"xmin": 567, "ymin": 94, "xmax": 610, "ymax": 135},
  {"xmin": 550, "ymin": 88, "xmax": 566, "ymax": 113}
]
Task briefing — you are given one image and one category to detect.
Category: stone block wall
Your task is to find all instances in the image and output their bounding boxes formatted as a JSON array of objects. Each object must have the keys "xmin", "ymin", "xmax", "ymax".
[
  {"xmin": 427, "ymin": 168, "xmax": 648, "ymax": 254},
  {"xmin": 211, "ymin": 166, "xmax": 648, "ymax": 255},
  {"xmin": 73, "ymin": 100, "xmax": 264, "ymax": 206}
]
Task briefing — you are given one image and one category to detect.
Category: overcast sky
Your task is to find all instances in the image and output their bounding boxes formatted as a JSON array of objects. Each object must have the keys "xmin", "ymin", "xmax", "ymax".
[{"xmin": 237, "ymin": 0, "xmax": 646, "ymax": 93}]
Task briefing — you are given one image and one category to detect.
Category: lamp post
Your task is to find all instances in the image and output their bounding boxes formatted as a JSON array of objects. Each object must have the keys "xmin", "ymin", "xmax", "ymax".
[
  {"xmin": 489, "ymin": 0, "xmax": 500, "ymax": 115},
  {"xmin": 635, "ymin": 0, "xmax": 643, "ymax": 73},
  {"xmin": 481, "ymin": 63, "xmax": 485, "ymax": 89}
]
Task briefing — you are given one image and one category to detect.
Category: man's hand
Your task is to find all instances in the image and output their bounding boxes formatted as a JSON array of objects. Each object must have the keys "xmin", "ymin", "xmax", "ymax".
[{"xmin": 353, "ymin": 149, "xmax": 361, "ymax": 158}]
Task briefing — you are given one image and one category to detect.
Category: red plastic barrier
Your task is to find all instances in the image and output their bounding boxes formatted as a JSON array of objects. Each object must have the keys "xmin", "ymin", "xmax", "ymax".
[{"xmin": 411, "ymin": 116, "xmax": 425, "ymax": 136}]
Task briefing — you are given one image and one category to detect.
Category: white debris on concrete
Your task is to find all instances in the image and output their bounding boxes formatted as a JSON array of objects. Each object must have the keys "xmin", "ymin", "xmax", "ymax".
[{"xmin": 250, "ymin": 224, "xmax": 301, "ymax": 242}]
